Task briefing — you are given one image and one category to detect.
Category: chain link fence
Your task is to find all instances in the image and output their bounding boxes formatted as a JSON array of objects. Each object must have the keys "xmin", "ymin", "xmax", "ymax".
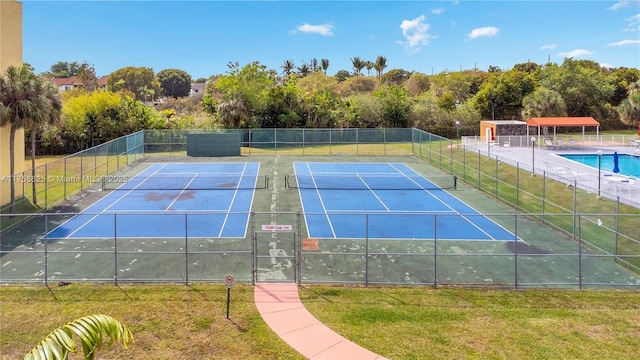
[{"xmin": 1, "ymin": 128, "xmax": 639, "ymax": 288}]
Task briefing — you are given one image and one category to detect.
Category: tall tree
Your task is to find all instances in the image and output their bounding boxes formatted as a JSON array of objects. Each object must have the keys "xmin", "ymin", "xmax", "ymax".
[
  {"xmin": 49, "ymin": 61, "xmax": 81, "ymax": 78},
  {"xmin": 157, "ymin": 68, "xmax": 192, "ymax": 98},
  {"xmin": 77, "ymin": 62, "xmax": 98, "ymax": 91},
  {"xmin": 350, "ymin": 57, "xmax": 366, "ymax": 76},
  {"xmin": 334, "ymin": 70, "xmax": 351, "ymax": 83},
  {"xmin": 297, "ymin": 63, "xmax": 311, "ymax": 77},
  {"xmin": 320, "ymin": 59, "xmax": 330, "ymax": 75},
  {"xmin": 28, "ymin": 81, "xmax": 62, "ymax": 205},
  {"xmin": 374, "ymin": 55, "xmax": 387, "ymax": 82},
  {"xmin": 539, "ymin": 58, "xmax": 614, "ymax": 120},
  {"xmin": 381, "ymin": 69, "xmax": 411, "ymax": 86},
  {"xmin": 281, "ymin": 60, "xmax": 295, "ymax": 77},
  {"xmin": 310, "ymin": 58, "xmax": 319, "ymax": 73},
  {"xmin": 472, "ymin": 69, "xmax": 535, "ymax": 120},
  {"xmin": 218, "ymin": 97, "xmax": 250, "ymax": 128},
  {"xmin": 0, "ymin": 65, "xmax": 51, "ymax": 213},
  {"xmin": 373, "ymin": 85, "xmax": 411, "ymax": 128},
  {"xmin": 107, "ymin": 66, "xmax": 161, "ymax": 101},
  {"xmin": 365, "ymin": 61, "xmax": 374, "ymax": 76},
  {"xmin": 616, "ymin": 80, "xmax": 640, "ymax": 126},
  {"xmin": 213, "ymin": 61, "xmax": 276, "ymax": 125},
  {"xmin": 521, "ymin": 87, "xmax": 567, "ymax": 119},
  {"xmin": 404, "ymin": 72, "xmax": 430, "ymax": 96}
]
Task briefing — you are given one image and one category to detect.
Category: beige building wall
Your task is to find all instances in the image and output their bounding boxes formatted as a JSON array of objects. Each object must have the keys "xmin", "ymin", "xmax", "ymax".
[{"xmin": 0, "ymin": 0, "xmax": 25, "ymax": 205}]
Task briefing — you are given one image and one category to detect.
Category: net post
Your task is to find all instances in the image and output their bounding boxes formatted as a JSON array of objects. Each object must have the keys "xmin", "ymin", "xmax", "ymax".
[{"xmin": 453, "ymin": 175, "xmax": 457, "ymax": 190}]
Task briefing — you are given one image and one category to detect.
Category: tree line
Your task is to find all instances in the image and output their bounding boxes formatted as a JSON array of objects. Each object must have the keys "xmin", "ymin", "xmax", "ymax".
[
  {"xmin": 7, "ymin": 57, "xmax": 640, "ymax": 157},
  {"xmin": 2, "ymin": 58, "xmax": 639, "ymax": 212}
]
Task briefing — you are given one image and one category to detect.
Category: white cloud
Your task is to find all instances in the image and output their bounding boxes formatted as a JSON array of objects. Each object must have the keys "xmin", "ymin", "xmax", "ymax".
[
  {"xmin": 557, "ymin": 49, "xmax": 593, "ymax": 58},
  {"xmin": 467, "ymin": 27, "xmax": 499, "ymax": 39},
  {"xmin": 624, "ymin": 13, "xmax": 640, "ymax": 32},
  {"xmin": 608, "ymin": 39, "xmax": 640, "ymax": 46},
  {"xmin": 610, "ymin": 1, "xmax": 629, "ymax": 10},
  {"xmin": 294, "ymin": 23, "xmax": 334, "ymax": 36},
  {"xmin": 540, "ymin": 44, "xmax": 558, "ymax": 50},
  {"xmin": 397, "ymin": 15, "xmax": 436, "ymax": 54},
  {"xmin": 432, "ymin": 8, "xmax": 444, "ymax": 15}
]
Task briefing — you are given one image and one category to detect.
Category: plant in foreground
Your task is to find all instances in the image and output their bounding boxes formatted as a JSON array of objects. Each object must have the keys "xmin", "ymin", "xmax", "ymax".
[{"xmin": 24, "ymin": 314, "xmax": 133, "ymax": 360}]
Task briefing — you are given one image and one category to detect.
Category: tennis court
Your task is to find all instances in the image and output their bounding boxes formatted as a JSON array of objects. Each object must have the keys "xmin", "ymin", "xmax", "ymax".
[
  {"xmin": 47, "ymin": 162, "xmax": 263, "ymax": 239},
  {"xmin": 291, "ymin": 162, "xmax": 515, "ymax": 241}
]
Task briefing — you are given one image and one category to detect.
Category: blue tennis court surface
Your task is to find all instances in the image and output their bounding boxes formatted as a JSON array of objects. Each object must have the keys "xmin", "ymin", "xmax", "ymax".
[
  {"xmin": 294, "ymin": 162, "xmax": 515, "ymax": 241},
  {"xmin": 47, "ymin": 162, "xmax": 260, "ymax": 239}
]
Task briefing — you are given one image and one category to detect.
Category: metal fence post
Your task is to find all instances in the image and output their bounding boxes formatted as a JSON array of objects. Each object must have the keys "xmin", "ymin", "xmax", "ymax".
[
  {"xmin": 114, "ymin": 214, "xmax": 119, "ymax": 285},
  {"xmin": 44, "ymin": 214, "xmax": 49, "ymax": 286},
  {"xmin": 578, "ymin": 215, "xmax": 582, "ymax": 291},
  {"xmin": 477, "ymin": 150, "xmax": 481, "ymax": 187},
  {"xmin": 572, "ymin": 181, "xmax": 577, "ymax": 241},
  {"xmin": 63, "ymin": 157, "xmax": 67, "ymax": 200},
  {"xmin": 450, "ymin": 140, "xmax": 453, "ymax": 174},
  {"xmin": 463, "ymin": 144, "xmax": 466, "ymax": 180},
  {"xmin": 514, "ymin": 214, "xmax": 518, "ymax": 290},
  {"xmin": 541, "ymin": 172, "xmax": 547, "ymax": 223},
  {"xmin": 365, "ymin": 214, "xmax": 369, "ymax": 287},
  {"xmin": 495, "ymin": 157, "xmax": 499, "ymax": 196},
  {"xmin": 251, "ymin": 211, "xmax": 256, "ymax": 285},
  {"xmin": 44, "ymin": 164, "xmax": 48, "ymax": 210},
  {"xmin": 615, "ymin": 197, "xmax": 620, "ymax": 262},
  {"xmin": 296, "ymin": 211, "xmax": 302, "ymax": 285},
  {"xmin": 515, "ymin": 163, "xmax": 519, "ymax": 210},
  {"xmin": 185, "ymin": 213, "xmax": 189, "ymax": 285},
  {"xmin": 433, "ymin": 214, "xmax": 438, "ymax": 288}
]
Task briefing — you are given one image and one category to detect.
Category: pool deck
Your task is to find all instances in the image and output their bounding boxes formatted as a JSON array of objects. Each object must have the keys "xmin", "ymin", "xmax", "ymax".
[{"xmin": 461, "ymin": 139, "xmax": 640, "ymax": 208}]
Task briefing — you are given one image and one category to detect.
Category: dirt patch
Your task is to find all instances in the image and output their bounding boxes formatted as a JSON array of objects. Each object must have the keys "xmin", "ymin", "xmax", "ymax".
[
  {"xmin": 504, "ymin": 241, "xmax": 553, "ymax": 255},
  {"xmin": 144, "ymin": 190, "xmax": 196, "ymax": 202}
]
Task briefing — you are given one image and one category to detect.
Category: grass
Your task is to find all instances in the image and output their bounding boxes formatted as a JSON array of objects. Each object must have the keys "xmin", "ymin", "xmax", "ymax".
[
  {"xmin": 0, "ymin": 284, "xmax": 303, "ymax": 360},
  {"xmin": 1, "ymin": 284, "xmax": 639, "ymax": 359},
  {"xmin": 419, "ymin": 141, "xmax": 640, "ymax": 269}
]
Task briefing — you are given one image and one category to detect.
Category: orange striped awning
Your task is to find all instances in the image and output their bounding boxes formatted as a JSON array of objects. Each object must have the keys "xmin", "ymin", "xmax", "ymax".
[{"xmin": 526, "ymin": 117, "xmax": 600, "ymax": 127}]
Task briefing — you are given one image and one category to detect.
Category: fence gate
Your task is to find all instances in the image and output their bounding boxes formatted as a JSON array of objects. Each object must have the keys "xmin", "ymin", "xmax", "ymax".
[{"xmin": 253, "ymin": 228, "xmax": 299, "ymax": 283}]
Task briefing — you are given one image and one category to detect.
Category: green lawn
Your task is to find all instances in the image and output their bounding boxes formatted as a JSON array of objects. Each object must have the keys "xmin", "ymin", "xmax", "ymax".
[{"xmin": 1, "ymin": 284, "xmax": 639, "ymax": 359}]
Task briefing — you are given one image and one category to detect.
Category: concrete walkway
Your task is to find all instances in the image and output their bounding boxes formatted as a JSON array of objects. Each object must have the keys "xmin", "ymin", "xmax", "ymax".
[{"xmin": 254, "ymin": 283, "xmax": 387, "ymax": 360}]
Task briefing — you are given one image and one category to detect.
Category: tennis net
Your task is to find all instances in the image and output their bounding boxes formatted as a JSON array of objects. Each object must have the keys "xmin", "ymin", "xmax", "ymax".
[
  {"xmin": 101, "ymin": 175, "xmax": 269, "ymax": 191},
  {"xmin": 284, "ymin": 174, "xmax": 457, "ymax": 191}
]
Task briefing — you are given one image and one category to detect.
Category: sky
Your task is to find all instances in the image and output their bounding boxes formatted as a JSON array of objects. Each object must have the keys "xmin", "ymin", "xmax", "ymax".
[{"xmin": 21, "ymin": 1, "xmax": 640, "ymax": 79}]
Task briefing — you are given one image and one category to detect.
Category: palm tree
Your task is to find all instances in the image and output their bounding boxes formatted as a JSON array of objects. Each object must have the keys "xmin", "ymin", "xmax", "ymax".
[
  {"xmin": 374, "ymin": 55, "xmax": 387, "ymax": 82},
  {"xmin": 218, "ymin": 97, "xmax": 249, "ymax": 128},
  {"xmin": 24, "ymin": 314, "xmax": 133, "ymax": 360},
  {"xmin": 616, "ymin": 91, "xmax": 640, "ymax": 126},
  {"xmin": 0, "ymin": 65, "xmax": 50, "ymax": 213},
  {"xmin": 350, "ymin": 57, "xmax": 366, "ymax": 76},
  {"xmin": 297, "ymin": 63, "xmax": 311, "ymax": 77},
  {"xmin": 28, "ymin": 80, "xmax": 62, "ymax": 206},
  {"xmin": 365, "ymin": 61, "xmax": 374, "ymax": 76},
  {"xmin": 281, "ymin": 60, "xmax": 295, "ymax": 77},
  {"xmin": 320, "ymin": 59, "xmax": 330, "ymax": 75},
  {"xmin": 310, "ymin": 58, "xmax": 318, "ymax": 73},
  {"xmin": 521, "ymin": 87, "xmax": 567, "ymax": 119}
]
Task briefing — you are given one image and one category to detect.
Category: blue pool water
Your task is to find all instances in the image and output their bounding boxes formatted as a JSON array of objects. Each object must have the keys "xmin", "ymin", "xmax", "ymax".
[{"xmin": 560, "ymin": 153, "xmax": 640, "ymax": 178}]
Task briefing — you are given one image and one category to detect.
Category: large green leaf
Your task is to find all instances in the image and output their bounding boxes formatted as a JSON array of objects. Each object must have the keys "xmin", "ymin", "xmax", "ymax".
[{"xmin": 24, "ymin": 314, "xmax": 133, "ymax": 360}]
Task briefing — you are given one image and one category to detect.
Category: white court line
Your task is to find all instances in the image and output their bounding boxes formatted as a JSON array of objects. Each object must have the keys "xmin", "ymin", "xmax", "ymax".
[
  {"xmin": 301, "ymin": 163, "xmax": 337, "ymax": 238},
  {"xmin": 165, "ymin": 174, "xmax": 199, "ymax": 210},
  {"xmin": 218, "ymin": 163, "xmax": 249, "ymax": 238},
  {"xmin": 61, "ymin": 164, "xmax": 169, "ymax": 239},
  {"xmin": 355, "ymin": 173, "xmax": 391, "ymax": 211},
  {"xmin": 389, "ymin": 163, "xmax": 508, "ymax": 241}
]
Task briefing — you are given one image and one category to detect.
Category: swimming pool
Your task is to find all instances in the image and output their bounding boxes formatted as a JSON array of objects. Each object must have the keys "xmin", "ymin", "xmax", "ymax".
[{"xmin": 560, "ymin": 153, "xmax": 640, "ymax": 178}]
